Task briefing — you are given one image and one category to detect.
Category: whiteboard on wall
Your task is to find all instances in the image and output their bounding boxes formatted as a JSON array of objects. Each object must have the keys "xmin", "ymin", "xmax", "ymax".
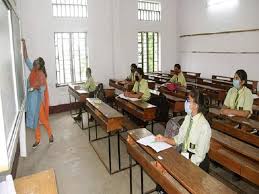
[
  {"xmin": 11, "ymin": 9, "xmax": 25, "ymax": 109},
  {"xmin": 0, "ymin": 1, "xmax": 18, "ymax": 141}
]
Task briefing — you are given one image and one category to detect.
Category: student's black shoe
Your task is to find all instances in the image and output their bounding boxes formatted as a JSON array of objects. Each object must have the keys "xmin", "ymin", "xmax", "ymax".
[
  {"xmin": 232, "ymin": 174, "xmax": 241, "ymax": 182},
  {"xmin": 74, "ymin": 115, "xmax": 82, "ymax": 121},
  {"xmin": 49, "ymin": 135, "xmax": 54, "ymax": 144},
  {"xmin": 32, "ymin": 141, "xmax": 40, "ymax": 149},
  {"xmin": 89, "ymin": 116, "xmax": 94, "ymax": 122}
]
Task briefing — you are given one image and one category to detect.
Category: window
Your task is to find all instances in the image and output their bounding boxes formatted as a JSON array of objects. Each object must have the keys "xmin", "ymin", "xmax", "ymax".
[
  {"xmin": 138, "ymin": 0, "xmax": 161, "ymax": 21},
  {"xmin": 52, "ymin": 0, "xmax": 88, "ymax": 18},
  {"xmin": 138, "ymin": 32, "xmax": 159, "ymax": 73},
  {"xmin": 55, "ymin": 32, "xmax": 88, "ymax": 85}
]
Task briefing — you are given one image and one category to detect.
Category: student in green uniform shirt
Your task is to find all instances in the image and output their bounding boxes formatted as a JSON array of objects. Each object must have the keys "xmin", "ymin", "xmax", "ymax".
[
  {"xmin": 155, "ymin": 89, "xmax": 211, "ymax": 194},
  {"xmin": 169, "ymin": 64, "xmax": 187, "ymax": 87},
  {"xmin": 74, "ymin": 68, "xmax": 96, "ymax": 121},
  {"xmin": 126, "ymin": 63, "xmax": 137, "ymax": 82},
  {"xmin": 124, "ymin": 67, "xmax": 151, "ymax": 101},
  {"xmin": 220, "ymin": 69, "xmax": 253, "ymax": 118}
]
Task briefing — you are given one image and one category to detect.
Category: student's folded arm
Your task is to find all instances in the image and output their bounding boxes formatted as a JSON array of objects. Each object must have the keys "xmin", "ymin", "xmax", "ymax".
[
  {"xmin": 227, "ymin": 109, "xmax": 250, "ymax": 118},
  {"xmin": 191, "ymin": 126, "xmax": 211, "ymax": 166}
]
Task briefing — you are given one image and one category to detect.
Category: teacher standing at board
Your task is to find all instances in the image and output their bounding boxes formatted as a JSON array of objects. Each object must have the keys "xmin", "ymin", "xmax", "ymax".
[{"xmin": 22, "ymin": 39, "xmax": 54, "ymax": 149}]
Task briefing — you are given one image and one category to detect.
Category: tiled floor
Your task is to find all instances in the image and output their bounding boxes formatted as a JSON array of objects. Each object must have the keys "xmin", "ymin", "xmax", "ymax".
[{"xmin": 16, "ymin": 112, "xmax": 259, "ymax": 194}]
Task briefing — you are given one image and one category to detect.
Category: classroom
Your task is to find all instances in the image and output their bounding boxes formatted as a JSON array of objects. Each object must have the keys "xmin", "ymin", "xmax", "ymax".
[{"xmin": 0, "ymin": 0, "xmax": 258, "ymax": 193}]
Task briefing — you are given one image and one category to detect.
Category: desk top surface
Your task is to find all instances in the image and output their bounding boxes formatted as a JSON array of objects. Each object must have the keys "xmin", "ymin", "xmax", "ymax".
[
  {"xmin": 187, "ymin": 82, "xmax": 225, "ymax": 92},
  {"xmin": 210, "ymin": 108, "xmax": 259, "ymax": 129},
  {"xmin": 86, "ymin": 98, "xmax": 123, "ymax": 119},
  {"xmin": 212, "ymin": 129, "xmax": 259, "ymax": 162},
  {"xmin": 117, "ymin": 97, "xmax": 156, "ymax": 109},
  {"xmin": 14, "ymin": 169, "xmax": 58, "ymax": 194},
  {"xmin": 128, "ymin": 128, "xmax": 235, "ymax": 194}
]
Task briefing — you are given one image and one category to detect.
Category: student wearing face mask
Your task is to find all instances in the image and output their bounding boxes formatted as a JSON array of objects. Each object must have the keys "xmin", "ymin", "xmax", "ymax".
[
  {"xmin": 220, "ymin": 69, "xmax": 253, "ymax": 118},
  {"xmin": 74, "ymin": 68, "xmax": 96, "ymax": 121},
  {"xmin": 169, "ymin": 64, "xmax": 187, "ymax": 87},
  {"xmin": 124, "ymin": 67, "xmax": 151, "ymax": 101},
  {"xmin": 126, "ymin": 63, "xmax": 138, "ymax": 82},
  {"xmin": 156, "ymin": 89, "xmax": 211, "ymax": 171}
]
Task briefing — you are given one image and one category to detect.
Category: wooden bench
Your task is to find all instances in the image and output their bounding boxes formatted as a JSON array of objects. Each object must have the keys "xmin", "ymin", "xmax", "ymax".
[
  {"xmin": 209, "ymin": 129, "xmax": 259, "ymax": 185},
  {"xmin": 14, "ymin": 169, "xmax": 58, "ymax": 194}
]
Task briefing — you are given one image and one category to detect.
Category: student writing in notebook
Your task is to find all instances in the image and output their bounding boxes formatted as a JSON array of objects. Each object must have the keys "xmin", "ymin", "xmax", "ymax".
[
  {"xmin": 74, "ymin": 67, "xmax": 96, "ymax": 121},
  {"xmin": 124, "ymin": 67, "xmax": 151, "ymax": 101},
  {"xmin": 220, "ymin": 69, "xmax": 253, "ymax": 118},
  {"xmin": 22, "ymin": 39, "xmax": 54, "ymax": 148},
  {"xmin": 169, "ymin": 64, "xmax": 187, "ymax": 87}
]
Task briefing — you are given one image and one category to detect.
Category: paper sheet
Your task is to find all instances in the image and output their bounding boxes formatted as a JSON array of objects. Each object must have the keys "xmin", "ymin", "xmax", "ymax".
[
  {"xmin": 137, "ymin": 135, "xmax": 172, "ymax": 152},
  {"xmin": 77, "ymin": 89, "xmax": 87, "ymax": 94},
  {"xmin": 252, "ymin": 94, "xmax": 259, "ymax": 99},
  {"xmin": 118, "ymin": 94, "xmax": 139, "ymax": 102},
  {"xmin": 0, "ymin": 175, "xmax": 16, "ymax": 194}
]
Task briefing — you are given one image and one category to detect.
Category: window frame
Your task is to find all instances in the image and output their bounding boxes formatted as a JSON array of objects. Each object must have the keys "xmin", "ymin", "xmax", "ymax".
[
  {"xmin": 138, "ymin": 0, "xmax": 161, "ymax": 21},
  {"xmin": 52, "ymin": 0, "xmax": 88, "ymax": 18},
  {"xmin": 54, "ymin": 32, "xmax": 89, "ymax": 87},
  {"xmin": 138, "ymin": 32, "xmax": 160, "ymax": 73}
]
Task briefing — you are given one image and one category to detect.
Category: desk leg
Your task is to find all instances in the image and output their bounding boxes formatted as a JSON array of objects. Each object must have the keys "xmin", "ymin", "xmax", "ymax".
[
  {"xmin": 82, "ymin": 110, "xmax": 84, "ymax": 129},
  {"xmin": 69, "ymin": 94, "xmax": 72, "ymax": 116},
  {"xmin": 108, "ymin": 132, "xmax": 112, "ymax": 174},
  {"xmin": 140, "ymin": 166, "xmax": 144, "ymax": 194},
  {"xmin": 129, "ymin": 155, "xmax": 133, "ymax": 194},
  {"xmin": 88, "ymin": 113, "xmax": 91, "ymax": 142},
  {"xmin": 151, "ymin": 121, "xmax": 154, "ymax": 134},
  {"xmin": 95, "ymin": 120, "xmax": 98, "ymax": 139},
  {"xmin": 117, "ymin": 132, "xmax": 121, "ymax": 170}
]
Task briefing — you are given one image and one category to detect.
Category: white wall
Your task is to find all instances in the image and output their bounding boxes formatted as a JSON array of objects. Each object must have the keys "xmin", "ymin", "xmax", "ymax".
[
  {"xmin": 20, "ymin": 0, "xmax": 177, "ymax": 106},
  {"xmin": 177, "ymin": 0, "xmax": 259, "ymax": 82}
]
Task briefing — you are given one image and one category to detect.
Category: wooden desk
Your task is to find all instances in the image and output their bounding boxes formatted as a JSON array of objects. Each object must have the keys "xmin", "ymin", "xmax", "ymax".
[
  {"xmin": 212, "ymin": 75, "xmax": 258, "ymax": 94},
  {"xmin": 159, "ymin": 85, "xmax": 189, "ymax": 99},
  {"xmin": 109, "ymin": 79, "xmax": 156, "ymax": 91},
  {"xmin": 116, "ymin": 97, "xmax": 156, "ymax": 132},
  {"xmin": 187, "ymin": 82, "xmax": 227, "ymax": 105},
  {"xmin": 145, "ymin": 74, "xmax": 169, "ymax": 85},
  {"xmin": 127, "ymin": 128, "xmax": 235, "ymax": 194},
  {"xmin": 15, "ymin": 169, "xmax": 58, "ymax": 194},
  {"xmin": 170, "ymin": 71, "xmax": 201, "ymax": 83},
  {"xmin": 85, "ymin": 98, "xmax": 125, "ymax": 174},
  {"xmin": 197, "ymin": 77, "xmax": 232, "ymax": 91},
  {"xmin": 209, "ymin": 108, "xmax": 259, "ymax": 129},
  {"xmin": 209, "ymin": 129, "xmax": 259, "ymax": 185},
  {"xmin": 68, "ymin": 84, "xmax": 115, "ymax": 129},
  {"xmin": 150, "ymin": 89, "xmax": 185, "ymax": 114}
]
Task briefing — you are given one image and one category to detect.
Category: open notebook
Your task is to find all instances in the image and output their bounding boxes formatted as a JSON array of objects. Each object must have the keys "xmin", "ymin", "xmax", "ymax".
[{"xmin": 137, "ymin": 135, "xmax": 172, "ymax": 153}]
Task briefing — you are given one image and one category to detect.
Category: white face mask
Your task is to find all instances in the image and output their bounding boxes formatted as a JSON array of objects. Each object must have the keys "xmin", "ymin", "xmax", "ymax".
[{"xmin": 184, "ymin": 100, "xmax": 192, "ymax": 115}]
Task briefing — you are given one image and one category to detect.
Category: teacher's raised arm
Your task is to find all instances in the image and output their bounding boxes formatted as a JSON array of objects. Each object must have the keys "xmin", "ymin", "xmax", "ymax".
[{"xmin": 21, "ymin": 38, "xmax": 33, "ymax": 71}]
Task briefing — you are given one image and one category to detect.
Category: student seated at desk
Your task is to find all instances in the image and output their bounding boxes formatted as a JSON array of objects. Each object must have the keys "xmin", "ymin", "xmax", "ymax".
[
  {"xmin": 220, "ymin": 69, "xmax": 253, "ymax": 118},
  {"xmin": 156, "ymin": 89, "xmax": 211, "ymax": 171},
  {"xmin": 74, "ymin": 68, "xmax": 96, "ymax": 121},
  {"xmin": 124, "ymin": 67, "xmax": 151, "ymax": 101},
  {"xmin": 126, "ymin": 63, "xmax": 137, "ymax": 82},
  {"xmin": 169, "ymin": 64, "xmax": 186, "ymax": 87}
]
